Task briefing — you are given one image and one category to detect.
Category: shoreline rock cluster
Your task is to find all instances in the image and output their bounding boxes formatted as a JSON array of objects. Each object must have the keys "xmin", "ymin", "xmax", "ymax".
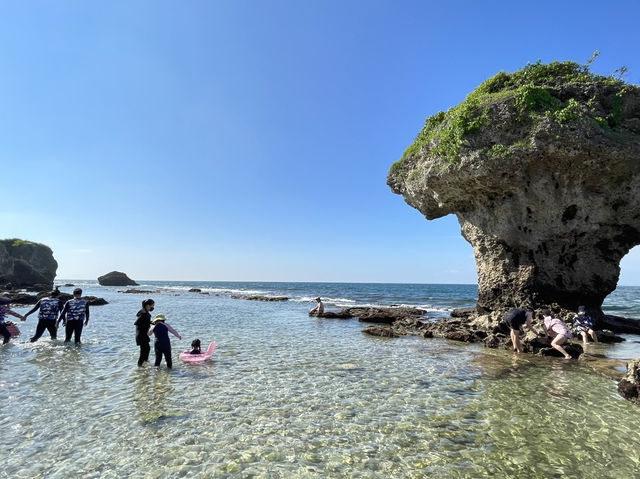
[
  {"xmin": 231, "ymin": 295, "xmax": 289, "ymax": 302},
  {"xmin": 314, "ymin": 303, "xmax": 640, "ymax": 404},
  {"xmin": 1, "ymin": 289, "xmax": 108, "ymax": 306}
]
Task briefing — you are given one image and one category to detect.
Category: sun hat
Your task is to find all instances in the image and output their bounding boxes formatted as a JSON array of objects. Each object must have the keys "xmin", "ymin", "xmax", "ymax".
[{"xmin": 153, "ymin": 313, "xmax": 167, "ymax": 323}]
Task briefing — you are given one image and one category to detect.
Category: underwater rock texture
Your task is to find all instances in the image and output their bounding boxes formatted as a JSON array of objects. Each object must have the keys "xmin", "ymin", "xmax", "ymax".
[
  {"xmin": 618, "ymin": 358, "xmax": 640, "ymax": 404},
  {"xmin": 388, "ymin": 61, "xmax": 640, "ymax": 314}
]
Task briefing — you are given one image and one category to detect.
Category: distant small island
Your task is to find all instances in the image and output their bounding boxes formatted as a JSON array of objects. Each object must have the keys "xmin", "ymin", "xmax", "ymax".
[{"xmin": 98, "ymin": 271, "xmax": 139, "ymax": 286}]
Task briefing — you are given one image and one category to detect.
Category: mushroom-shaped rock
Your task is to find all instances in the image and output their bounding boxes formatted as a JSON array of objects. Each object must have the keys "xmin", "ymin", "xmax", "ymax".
[
  {"xmin": 388, "ymin": 61, "xmax": 640, "ymax": 315},
  {"xmin": 98, "ymin": 271, "xmax": 139, "ymax": 286}
]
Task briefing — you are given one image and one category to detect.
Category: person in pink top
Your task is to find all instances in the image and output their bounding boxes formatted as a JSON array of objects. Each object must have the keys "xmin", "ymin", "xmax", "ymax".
[
  {"xmin": 541, "ymin": 309, "xmax": 573, "ymax": 359},
  {"xmin": 0, "ymin": 293, "xmax": 26, "ymax": 344}
]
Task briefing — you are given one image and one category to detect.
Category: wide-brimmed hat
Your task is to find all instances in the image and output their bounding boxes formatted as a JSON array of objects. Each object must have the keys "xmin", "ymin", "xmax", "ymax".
[{"xmin": 153, "ymin": 313, "xmax": 167, "ymax": 323}]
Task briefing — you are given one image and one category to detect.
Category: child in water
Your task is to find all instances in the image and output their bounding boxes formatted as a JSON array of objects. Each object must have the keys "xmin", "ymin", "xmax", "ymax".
[
  {"xmin": 190, "ymin": 339, "xmax": 202, "ymax": 355},
  {"xmin": 147, "ymin": 313, "xmax": 181, "ymax": 369}
]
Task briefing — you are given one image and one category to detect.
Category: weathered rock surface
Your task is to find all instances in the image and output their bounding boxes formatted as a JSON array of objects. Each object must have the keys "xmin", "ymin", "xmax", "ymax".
[
  {"xmin": 362, "ymin": 326, "xmax": 399, "ymax": 338},
  {"xmin": 312, "ymin": 306, "xmax": 426, "ymax": 322},
  {"xmin": 0, "ymin": 239, "xmax": 57, "ymax": 289},
  {"xmin": 231, "ymin": 295, "xmax": 289, "ymax": 302},
  {"xmin": 618, "ymin": 358, "xmax": 640, "ymax": 404},
  {"xmin": 118, "ymin": 289, "xmax": 158, "ymax": 294},
  {"xmin": 98, "ymin": 271, "xmax": 139, "ymax": 286},
  {"xmin": 388, "ymin": 61, "xmax": 640, "ymax": 315}
]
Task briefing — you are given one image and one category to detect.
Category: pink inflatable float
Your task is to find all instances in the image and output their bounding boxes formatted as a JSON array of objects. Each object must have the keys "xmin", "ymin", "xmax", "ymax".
[
  {"xmin": 5, "ymin": 321, "xmax": 20, "ymax": 337},
  {"xmin": 179, "ymin": 342, "xmax": 216, "ymax": 363}
]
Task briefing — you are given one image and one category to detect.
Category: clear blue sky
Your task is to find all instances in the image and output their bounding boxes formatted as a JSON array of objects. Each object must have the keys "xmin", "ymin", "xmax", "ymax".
[{"xmin": 2, "ymin": 1, "xmax": 640, "ymax": 284}]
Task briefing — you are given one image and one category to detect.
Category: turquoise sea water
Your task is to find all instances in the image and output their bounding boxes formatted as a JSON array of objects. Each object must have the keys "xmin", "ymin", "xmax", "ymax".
[{"xmin": 2, "ymin": 281, "xmax": 640, "ymax": 478}]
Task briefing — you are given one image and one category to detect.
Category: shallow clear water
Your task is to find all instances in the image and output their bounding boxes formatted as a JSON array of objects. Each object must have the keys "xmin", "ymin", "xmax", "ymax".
[{"xmin": 2, "ymin": 282, "xmax": 640, "ymax": 478}]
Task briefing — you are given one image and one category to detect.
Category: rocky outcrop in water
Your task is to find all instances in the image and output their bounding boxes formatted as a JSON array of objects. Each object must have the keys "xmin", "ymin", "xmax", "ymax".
[
  {"xmin": 312, "ymin": 306, "xmax": 426, "ymax": 323},
  {"xmin": 388, "ymin": 61, "xmax": 640, "ymax": 317},
  {"xmin": 98, "ymin": 271, "xmax": 138, "ymax": 286},
  {"xmin": 231, "ymin": 295, "xmax": 289, "ymax": 302},
  {"xmin": 1, "ymin": 290, "xmax": 108, "ymax": 306},
  {"xmin": 0, "ymin": 239, "xmax": 57, "ymax": 289},
  {"xmin": 618, "ymin": 359, "xmax": 640, "ymax": 404}
]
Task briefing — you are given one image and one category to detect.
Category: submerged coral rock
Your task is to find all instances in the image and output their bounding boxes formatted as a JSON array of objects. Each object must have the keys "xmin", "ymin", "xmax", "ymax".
[
  {"xmin": 388, "ymin": 61, "xmax": 640, "ymax": 314},
  {"xmin": 0, "ymin": 239, "xmax": 58, "ymax": 289},
  {"xmin": 618, "ymin": 358, "xmax": 640, "ymax": 404}
]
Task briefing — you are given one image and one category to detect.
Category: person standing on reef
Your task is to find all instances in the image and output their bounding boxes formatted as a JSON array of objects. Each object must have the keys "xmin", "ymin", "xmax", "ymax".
[
  {"xmin": 572, "ymin": 305, "xmax": 598, "ymax": 344},
  {"xmin": 0, "ymin": 293, "xmax": 25, "ymax": 344},
  {"xmin": 58, "ymin": 288, "xmax": 89, "ymax": 344},
  {"xmin": 23, "ymin": 288, "xmax": 63, "ymax": 342},
  {"xmin": 148, "ymin": 313, "xmax": 181, "ymax": 369},
  {"xmin": 134, "ymin": 299, "xmax": 155, "ymax": 366},
  {"xmin": 503, "ymin": 308, "xmax": 534, "ymax": 353},
  {"xmin": 542, "ymin": 309, "xmax": 573, "ymax": 360},
  {"xmin": 309, "ymin": 297, "xmax": 324, "ymax": 316}
]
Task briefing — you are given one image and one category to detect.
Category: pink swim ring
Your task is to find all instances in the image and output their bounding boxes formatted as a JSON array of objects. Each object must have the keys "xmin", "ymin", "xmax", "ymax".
[{"xmin": 179, "ymin": 342, "xmax": 216, "ymax": 363}]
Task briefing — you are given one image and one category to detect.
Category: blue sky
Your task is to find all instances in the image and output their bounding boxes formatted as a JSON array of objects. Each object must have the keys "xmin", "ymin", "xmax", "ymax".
[{"xmin": 2, "ymin": 1, "xmax": 640, "ymax": 284}]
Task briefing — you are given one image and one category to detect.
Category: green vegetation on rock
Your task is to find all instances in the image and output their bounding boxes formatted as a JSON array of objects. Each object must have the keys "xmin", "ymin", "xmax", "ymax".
[
  {"xmin": 391, "ymin": 57, "xmax": 635, "ymax": 173},
  {"xmin": 3, "ymin": 238, "xmax": 48, "ymax": 249}
]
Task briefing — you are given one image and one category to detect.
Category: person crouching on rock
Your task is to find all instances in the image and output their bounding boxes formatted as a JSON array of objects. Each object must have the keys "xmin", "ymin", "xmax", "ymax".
[
  {"xmin": 541, "ymin": 309, "xmax": 573, "ymax": 360},
  {"xmin": 503, "ymin": 308, "xmax": 534, "ymax": 353},
  {"xmin": 148, "ymin": 313, "xmax": 181, "ymax": 369},
  {"xmin": 0, "ymin": 293, "xmax": 25, "ymax": 344},
  {"xmin": 572, "ymin": 305, "xmax": 598, "ymax": 344},
  {"xmin": 134, "ymin": 298, "xmax": 155, "ymax": 366},
  {"xmin": 24, "ymin": 288, "xmax": 63, "ymax": 342},
  {"xmin": 309, "ymin": 297, "xmax": 324, "ymax": 316}
]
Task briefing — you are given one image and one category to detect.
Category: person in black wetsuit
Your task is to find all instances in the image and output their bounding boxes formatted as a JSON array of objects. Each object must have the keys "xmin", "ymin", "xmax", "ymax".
[
  {"xmin": 58, "ymin": 288, "xmax": 90, "ymax": 344},
  {"xmin": 24, "ymin": 288, "xmax": 63, "ymax": 342},
  {"xmin": 504, "ymin": 308, "xmax": 535, "ymax": 353},
  {"xmin": 134, "ymin": 298, "xmax": 155, "ymax": 366},
  {"xmin": 190, "ymin": 338, "xmax": 201, "ymax": 355},
  {"xmin": 147, "ymin": 313, "xmax": 181, "ymax": 368}
]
